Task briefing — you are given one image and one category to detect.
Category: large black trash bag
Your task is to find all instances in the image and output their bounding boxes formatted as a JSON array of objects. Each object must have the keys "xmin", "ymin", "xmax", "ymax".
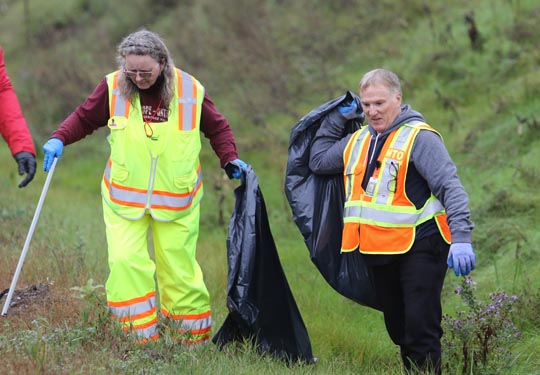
[
  {"xmin": 213, "ymin": 167, "xmax": 315, "ymax": 364},
  {"xmin": 284, "ymin": 91, "xmax": 380, "ymax": 310}
]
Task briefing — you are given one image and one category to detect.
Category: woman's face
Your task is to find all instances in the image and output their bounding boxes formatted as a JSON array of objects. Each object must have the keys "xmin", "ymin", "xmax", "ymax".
[{"xmin": 123, "ymin": 54, "xmax": 163, "ymax": 90}]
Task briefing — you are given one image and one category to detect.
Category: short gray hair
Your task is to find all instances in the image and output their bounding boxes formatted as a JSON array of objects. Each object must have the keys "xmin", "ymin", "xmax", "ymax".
[{"xmin": 359, "ymin": 68, "xmax": 402, "ymax": 95}]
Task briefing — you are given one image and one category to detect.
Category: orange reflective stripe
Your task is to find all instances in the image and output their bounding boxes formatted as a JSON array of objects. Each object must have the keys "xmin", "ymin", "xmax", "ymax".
[
  {"xmin": 108, "ymin": 291, "xmax": 156, "ymax": 308},
  {"xmin": 124, "ymin": 316, "xmax": 159, "ymax": 331},
  {"xmin": 182, "ymin": 335, "xmax": 210, "ymax": 346},
  {"xmin": 176, "ymin": 68, "xmax": 199, "ymax": 131},
  {"xmin": 162, "ymin": 309, "xmax": 211, "ymax": 320},
  {"xmin": 112, "ymin": 306, "xmax": 157, "ymax": 323},
  {"xmin": 177, "ymin": 326, "xmax": 212, "ymax": 335},
  {"xmin": 110, "ymin": 71, "xmax": 130, "ymax": 117},
  {"xmin": 177, "ymin": 69, "xmax": 184, "ymax": 131},
  {"xmin": 161, "ymin": 308, "xmax": 212, "ymax": 334},
  {"xmin": 110, "ymin": 73, "xmax": 118, "ymax": 117},
  {"xmin": 190, "ymin": 74, "xmax": 198, "ymax": 130}
]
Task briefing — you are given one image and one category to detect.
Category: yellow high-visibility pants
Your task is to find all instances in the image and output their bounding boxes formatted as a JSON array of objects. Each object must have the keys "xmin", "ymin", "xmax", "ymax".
[{"xmin": 103, "ymin": 200, "xmax": 211, "ymax": 344}]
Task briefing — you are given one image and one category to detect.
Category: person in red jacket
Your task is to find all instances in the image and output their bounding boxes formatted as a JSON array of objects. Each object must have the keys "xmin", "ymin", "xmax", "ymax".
[{"xmin": 0, "ymin": 46, "xmax": 36, "ymax": 188}]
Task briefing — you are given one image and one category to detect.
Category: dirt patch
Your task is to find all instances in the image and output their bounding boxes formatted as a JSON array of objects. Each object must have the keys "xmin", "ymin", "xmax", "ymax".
[
  {"xmin": 0, "ymin": 282, "xmax": 81, "ymax": 327},
  {"xmin": 1, "ymin": 282, "xmax": 51, "ymax": 312}
]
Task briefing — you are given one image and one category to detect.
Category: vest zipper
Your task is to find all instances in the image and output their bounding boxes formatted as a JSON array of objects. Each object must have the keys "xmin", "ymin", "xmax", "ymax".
[{"xmin": 146, "ymin": 154, "xmax": 159, "ymax": 210}]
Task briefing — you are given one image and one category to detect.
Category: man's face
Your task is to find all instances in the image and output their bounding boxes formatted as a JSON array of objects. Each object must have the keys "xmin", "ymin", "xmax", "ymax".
[{"xmin": 360, "ymin": 83, "xmax": 402, "ymax": 134}]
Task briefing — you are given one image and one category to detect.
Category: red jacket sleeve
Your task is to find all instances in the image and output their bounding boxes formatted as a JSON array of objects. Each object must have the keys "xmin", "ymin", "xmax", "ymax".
[{"xmin": 0, "ymin": 47, "xmax": 36, "ymax": 156}]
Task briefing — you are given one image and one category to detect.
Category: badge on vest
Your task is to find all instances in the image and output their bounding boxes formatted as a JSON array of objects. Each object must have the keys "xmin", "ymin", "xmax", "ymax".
[
  {"xmin": 366, "ymin": 177, "xmax": 378, "ymax": 197},
  {"xmin": 108, "ymin": 116, "xmax": 128, "ymax": 129}
]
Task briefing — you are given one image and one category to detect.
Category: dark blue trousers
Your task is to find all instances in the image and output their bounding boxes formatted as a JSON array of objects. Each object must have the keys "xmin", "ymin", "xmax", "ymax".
[{"xmin": 370, "ymin": 234, "xmax": 449, "ymax": 374}]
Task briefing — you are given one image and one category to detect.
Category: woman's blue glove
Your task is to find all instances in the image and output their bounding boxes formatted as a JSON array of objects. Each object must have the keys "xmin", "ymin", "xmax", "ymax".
[
  {"xmin": 447, "ymin": 243, "xmax": 476, "ymax": 276},
  {"xmin": 224, "ymin": 159, "xmax": 248, "ymax": 179},
  {"xmin": 43, "ymin": 138, "xmax": 64, "ymax": 172}
]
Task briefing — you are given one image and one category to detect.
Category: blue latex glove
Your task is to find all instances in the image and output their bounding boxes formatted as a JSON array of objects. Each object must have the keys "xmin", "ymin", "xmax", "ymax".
[
  {"xmin": 447, "ymin": 243, "xmax": 476, "ymax": 276},
  {"xmin": 224, "ymin": 159, "xmax": 248, "ymax": 179},
  {"xmin": 338, "ymin": 100, "xmax": 357, "ymax": 115},
  {"xmin": 338, "ymin": 99, "xmax": 363, "ymax": 121},
  {"xmin": 43, "ymin": 138, "xmax": 64, "ymax": 172}
]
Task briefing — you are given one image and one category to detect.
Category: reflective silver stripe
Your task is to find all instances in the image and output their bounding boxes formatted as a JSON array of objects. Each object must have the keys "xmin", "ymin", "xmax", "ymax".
[
  {"xmin": 109, "ymin": 294, "xmax": 157, "ymax": 319},
  {"xmin": 344, "ymin": 128, "xmax": 369, "ymax": 201},
  {"xmin": 179, "ymin": 70, "xmax": 197, "ymax": 131},
  {"xmin": 132, "ymin": 321, "xmax": 159, "ymax": 339},
  {"xmin": 374, "ymin": 159, "xmax": 394, "ymax": 204},
  {"xmin": 146, "ymin": 156, "xmax": 158, "ymax": 209},
  {"xmin": 345, "ymin": 127, "xmax": 369, "ymax": 175},
  {"xmin": 392, "ymin": 125, "xmax": 414, "ymax": 150},
  {"xmin": 178, "ymin": 315, "xmax": 212, "ymax": 332},
  {"xmin": 104, "ymin": 162, "xmax": 147, "ymax": 207},
  {"xmin": 104, "ymin": 161, "xmax": 202, "ymax": 210},
  {"xmin": 374, "ymin": 126, "xmax": 415, "ymax": 204},
  {"xmin": 150, "ymin": 168, "xmax": 202, "ymax": 210},
  {"xmin": 344, "ymin": 198, "xmax": 444, "ymax": 225},
  {"xmin": 112, "ymin": 187, "xmax": 147, "ymax": 206},
  {"xmin": 112, "ymin": 88, "xmax": 128, "ymax": 117}
]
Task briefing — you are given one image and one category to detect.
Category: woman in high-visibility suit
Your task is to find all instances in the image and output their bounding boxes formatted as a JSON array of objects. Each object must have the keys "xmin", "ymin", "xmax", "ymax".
[{"xmin": 42, "ymin": 29, "xmax": 248, "ymax": 344}]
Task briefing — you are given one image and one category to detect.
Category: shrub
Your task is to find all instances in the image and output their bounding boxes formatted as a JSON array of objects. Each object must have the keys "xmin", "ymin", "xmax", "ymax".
[{"xmin": 442, "ymin": 277, "xmax": 521, "ymax": 374}]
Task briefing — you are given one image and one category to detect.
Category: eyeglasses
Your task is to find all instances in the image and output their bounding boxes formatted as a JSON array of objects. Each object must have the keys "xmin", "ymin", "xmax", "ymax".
[
  {"xmin": 387, "ymin": 161, "xmax": 399, "ymax": 193},
  {"xmin": 123, "ymin": 68, "xmax": 155, "ymax": 80}
]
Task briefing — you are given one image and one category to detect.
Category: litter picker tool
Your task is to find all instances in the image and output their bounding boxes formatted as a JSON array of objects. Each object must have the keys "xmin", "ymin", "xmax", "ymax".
[{"xmin": 2, "ymin": 157, "xmax": 58, "ymax": 316}]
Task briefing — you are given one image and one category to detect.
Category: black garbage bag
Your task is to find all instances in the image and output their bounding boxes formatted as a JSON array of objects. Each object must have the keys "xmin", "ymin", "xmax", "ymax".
[
  {"xmin": 213, "ymin": 167, "xmax": 314, "ymax": 364},
  {"xmin": 284, "ymin": 91, "xmax": 380, "ymax": 310}
]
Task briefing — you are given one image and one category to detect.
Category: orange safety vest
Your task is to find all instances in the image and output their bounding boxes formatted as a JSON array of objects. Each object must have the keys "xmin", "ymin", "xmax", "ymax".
[
  {"xmin": 341, "ymin": 122, "xmax": 451, "ymax": 254},
  {"xmin": 101, "ymin": 68, "xmax": 205, "ymax": 221}
]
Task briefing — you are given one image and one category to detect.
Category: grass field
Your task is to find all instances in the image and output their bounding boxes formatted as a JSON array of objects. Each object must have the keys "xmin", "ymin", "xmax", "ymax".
[{"xmin": 1, "ymin": 0, "xmax": 540, "ymax": 374}]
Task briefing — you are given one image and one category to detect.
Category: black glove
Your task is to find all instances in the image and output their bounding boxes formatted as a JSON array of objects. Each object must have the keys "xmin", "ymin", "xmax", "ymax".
[{"xmin": 14, "ymin": 151, "xmax": 36, "ymax": 188}]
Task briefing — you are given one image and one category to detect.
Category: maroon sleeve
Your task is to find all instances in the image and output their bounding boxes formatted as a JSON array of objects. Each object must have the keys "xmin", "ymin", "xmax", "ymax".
[
  {"xmin": 0, "ymin": 47, "xmax": 36, "ymax": 156},
  {"xmin": 51, "ymin": 77, "xmax": 110, "ymax": 145},
  {"xmin": 200, "ymin": 91, "xmax": 239, "ymax": 168}
]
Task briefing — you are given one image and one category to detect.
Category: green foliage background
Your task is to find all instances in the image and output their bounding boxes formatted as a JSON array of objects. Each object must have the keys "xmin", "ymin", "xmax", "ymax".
[{"xmin": 1, "ymin": 0, "xmax": 540, "ymax": 374}]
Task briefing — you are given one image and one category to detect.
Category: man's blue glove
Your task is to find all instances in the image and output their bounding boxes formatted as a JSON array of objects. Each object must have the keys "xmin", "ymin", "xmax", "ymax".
[
  {"xmin": 338, "ymin": 100, "xmax": 357, "ymax": 114},
  {"xmin": 338, "ymin": 99, "xmax": 363, "ymax": 120},
  {"xmin": 224, "ymin": 159, "xmax": 248, "ymax": 179},
  {"xmin": 447, "ymin": 243, "xmax": 476, "ymax": 276},
  {"xmin": 43, "ymin": 138, "xmax": 64, "ymax": 172}
]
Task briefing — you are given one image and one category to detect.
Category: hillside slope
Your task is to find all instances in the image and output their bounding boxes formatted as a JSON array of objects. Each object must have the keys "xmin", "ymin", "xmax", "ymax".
[{"xmin": 1, "ymin": 0, "xmax": 539, "ymax": 374}]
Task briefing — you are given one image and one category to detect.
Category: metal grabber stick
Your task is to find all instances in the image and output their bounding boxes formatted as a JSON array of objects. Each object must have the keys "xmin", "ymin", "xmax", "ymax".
[{"xmin": 2, "ymin": 157, "xmax": 58, "ymax": 316}]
